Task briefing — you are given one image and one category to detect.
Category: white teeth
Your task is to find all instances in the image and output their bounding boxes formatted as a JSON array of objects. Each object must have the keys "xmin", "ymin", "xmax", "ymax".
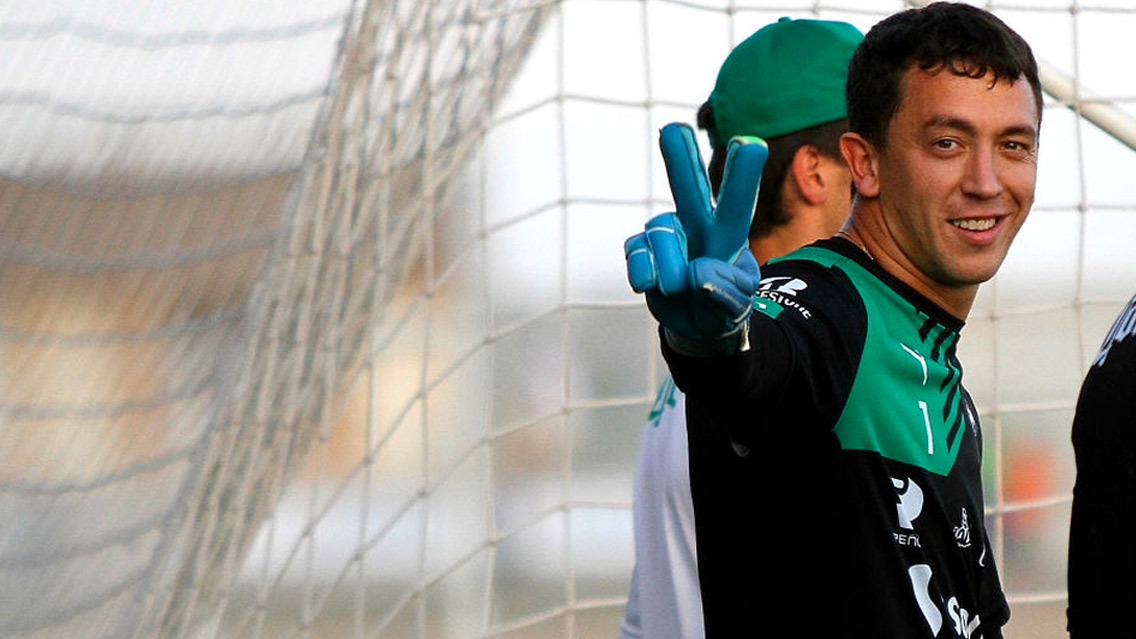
[{"xmin": 952, "ymin": 218, "xmax": 996, "ymax": 231}]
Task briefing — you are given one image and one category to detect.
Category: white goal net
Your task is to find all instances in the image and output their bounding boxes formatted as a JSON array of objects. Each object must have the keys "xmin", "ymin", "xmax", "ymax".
[{"xmin": 1, "ymin": 1, "xmax": 1134, "ymax": 638}]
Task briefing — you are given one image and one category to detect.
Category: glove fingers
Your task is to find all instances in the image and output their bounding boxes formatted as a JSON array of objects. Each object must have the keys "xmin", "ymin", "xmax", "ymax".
[
  {"xmin": 709, "ymin": 136, "xmax": 769, "ymax": 260},
  {"xmin": 644, "ymin": 213, "xmax": 690, "ymax": 296},
  {"xmin": 624, "ymin": 233, "xmax": 657, "ymax": 293},
  {"xmin": 659, "ymin": 123, "xmax": 711, "ymax": 255}
]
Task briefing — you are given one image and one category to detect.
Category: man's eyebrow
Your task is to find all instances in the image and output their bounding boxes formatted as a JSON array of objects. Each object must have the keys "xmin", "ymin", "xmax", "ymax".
[
  {"xmin": 924, "ymin": 116, "xmax": 976, "ymax": 136},
  {"xmin": 924, "ymin": 116, "xmax": 1038, "ymax": 140},
  {"xmin": 1001, "ymin": 124, "xmax": 1039, "ymax": 140}
]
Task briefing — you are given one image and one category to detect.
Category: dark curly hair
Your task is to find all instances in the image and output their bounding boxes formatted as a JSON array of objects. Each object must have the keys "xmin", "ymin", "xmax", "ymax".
[{"xmin": 846, "ymin": 2, "xmax": 1042, "ymax": 149}]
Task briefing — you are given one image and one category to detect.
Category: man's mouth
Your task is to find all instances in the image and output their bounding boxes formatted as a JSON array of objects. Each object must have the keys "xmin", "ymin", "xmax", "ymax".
[{"xmin": 951, "ymin": 218, "xmax": 997, "ymax": 232}]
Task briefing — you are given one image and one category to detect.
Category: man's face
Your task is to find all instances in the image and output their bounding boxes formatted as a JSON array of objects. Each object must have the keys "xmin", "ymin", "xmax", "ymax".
[{"xmin": 873, "ymin": 66, "xmax": 1039, "ymax": 293}]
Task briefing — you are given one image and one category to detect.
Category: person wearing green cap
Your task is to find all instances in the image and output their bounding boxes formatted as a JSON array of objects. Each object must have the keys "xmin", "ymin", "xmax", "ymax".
[
  {"xmin": 624, "ymin": 2, "xmax": 1041, "ymax": 637},
  {"xmin": 621, "ymin": 16, "xmax": 862, "ymax": 639}
]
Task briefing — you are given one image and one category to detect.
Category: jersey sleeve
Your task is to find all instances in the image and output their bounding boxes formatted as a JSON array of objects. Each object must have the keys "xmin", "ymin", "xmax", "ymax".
[{"xmin": 661, "ymin": 257, "xmax": 867, "ymax": 449}]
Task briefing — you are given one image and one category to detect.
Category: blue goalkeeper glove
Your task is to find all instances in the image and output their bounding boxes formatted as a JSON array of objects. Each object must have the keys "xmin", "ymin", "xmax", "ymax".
[{"xmin": 624, "ymin": 122, "xmax": 768, "ymax": 355}]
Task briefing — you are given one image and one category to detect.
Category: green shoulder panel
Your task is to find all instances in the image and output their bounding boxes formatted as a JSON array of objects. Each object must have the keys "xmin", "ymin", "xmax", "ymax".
[{"xmin": 786, "ymin": 247, "xmax": 968, "ymax": 476}]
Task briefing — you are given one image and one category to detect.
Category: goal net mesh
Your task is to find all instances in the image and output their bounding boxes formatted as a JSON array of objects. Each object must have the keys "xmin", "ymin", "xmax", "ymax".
[{"xmin": 1, "ymin": 1, "xmax": 1134, "ymax": 638}]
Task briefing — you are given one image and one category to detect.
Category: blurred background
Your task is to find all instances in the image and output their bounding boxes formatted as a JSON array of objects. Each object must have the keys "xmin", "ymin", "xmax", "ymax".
[{"xmin": 0, "ymin": 0, "xmax": 1134, "ymax": 638}]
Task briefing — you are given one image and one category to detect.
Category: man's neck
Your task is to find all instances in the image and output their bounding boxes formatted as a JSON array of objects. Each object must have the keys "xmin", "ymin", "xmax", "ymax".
[
  {"xmin": 750, "ymin": 222, "xmax": 830, "ymax": 267},
  {"xmin": 837, "ymin": 220, "xmax": 977, "ymax": 321}
]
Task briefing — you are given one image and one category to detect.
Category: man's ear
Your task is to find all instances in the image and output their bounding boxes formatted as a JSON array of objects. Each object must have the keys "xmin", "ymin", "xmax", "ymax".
[
  {"xmin": 840, "ymin": 132, "xmax": 879, "ymax": 198},
  {"xmin": 789, "ymin": 145, "xmax": 827, "ymax": 206}
]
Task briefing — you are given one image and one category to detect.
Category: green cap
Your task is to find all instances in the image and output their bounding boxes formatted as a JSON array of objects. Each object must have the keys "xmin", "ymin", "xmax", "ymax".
[{"xmin": 708, "ymin": 17, "xmax": 863, "ymax": 148}]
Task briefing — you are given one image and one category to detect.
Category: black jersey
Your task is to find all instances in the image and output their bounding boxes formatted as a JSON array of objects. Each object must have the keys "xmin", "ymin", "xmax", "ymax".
[
  {"xmin": 665, "ymin": 238, "xmax": 1008, "ymax": 639},
  {"xmin": 1067, "ymin": 292, "xmax": 1136, "ymax": 638}
]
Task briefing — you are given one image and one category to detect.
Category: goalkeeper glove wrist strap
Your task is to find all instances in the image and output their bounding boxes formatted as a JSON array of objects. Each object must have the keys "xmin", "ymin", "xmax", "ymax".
[{"xmin": 663, "ymin": 319, "xmax": 750, "ymax": 358}]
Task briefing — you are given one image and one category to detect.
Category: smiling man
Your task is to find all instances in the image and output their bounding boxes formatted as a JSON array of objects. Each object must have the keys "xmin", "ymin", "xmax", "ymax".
[
  {"xmin": 624, "ymin": 2, "xmax": 1041, "ymax": 637},
  {"xmin": 838, "ymin": 17, "xmax": 1041, "ymax": 318}
]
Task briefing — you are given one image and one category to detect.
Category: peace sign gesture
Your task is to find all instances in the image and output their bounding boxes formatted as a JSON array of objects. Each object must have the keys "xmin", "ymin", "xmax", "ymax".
[{"xmin": 624, "ymin": 123, "xmax": 768, "ymax": 353}]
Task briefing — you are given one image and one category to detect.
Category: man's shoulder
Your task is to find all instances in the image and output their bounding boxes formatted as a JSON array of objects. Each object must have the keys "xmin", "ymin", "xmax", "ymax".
[
  {"xmin": 767, "ymin": 236, "xmax": 861, "ymax": 267},
  {"xmin": 754, "ymin": 239, "xmax": 867, "ymax": 323}
]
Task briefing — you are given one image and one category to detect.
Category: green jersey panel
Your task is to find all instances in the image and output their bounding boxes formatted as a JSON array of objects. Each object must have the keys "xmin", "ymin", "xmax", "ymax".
[{"xmin": 788, "ymin": 246, "xmax": 969, "ymax": 476}]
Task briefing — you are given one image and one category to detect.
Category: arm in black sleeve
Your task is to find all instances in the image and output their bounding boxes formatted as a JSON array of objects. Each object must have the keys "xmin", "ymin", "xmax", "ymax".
[{"xmin": 660, "ymin": 257, "xmax": 867, "ymax": 448}]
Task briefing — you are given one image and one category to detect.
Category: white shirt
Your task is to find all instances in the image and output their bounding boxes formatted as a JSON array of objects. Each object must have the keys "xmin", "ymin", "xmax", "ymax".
[{"xmin": 620, "ymin": 377, "xmax": 704, "ymax": 639}]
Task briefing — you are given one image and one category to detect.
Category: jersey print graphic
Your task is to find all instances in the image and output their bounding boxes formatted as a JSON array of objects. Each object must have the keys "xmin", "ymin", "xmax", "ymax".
[
  {"xmin": 909, "ymin": 563, "xmax": 985, "ymax": 638},
  {"xmin": 918, "ymin": 317, "xmax": 970, "ymax": 454},
  {"xmin": 892, "ymin": 476, "xmax": 924, "ymax": 530},
  {"xmin": 757, "ymin": 276, "xmax": 807, "ymax": 296},
  {"xmin": 900, "ymin": 343, "xmax": 928, "ymax": 385},
  {"xmin": 753, "ymin": 276, "xmax": 813, "ymax": 320},
  {"xmin": 892, "ymin": 476, "xmax": 924, "ymax": 548},
  {"xmin": 648, "ymin": 377, "xmax": 678, "ymax": 427},
  {"xmin": 954, "ymin": 507, "xmax": 972, "ymax": 549},
  {"xmin": 909, "ymin": 564, "xmax": 942, "ymax": 635}
]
